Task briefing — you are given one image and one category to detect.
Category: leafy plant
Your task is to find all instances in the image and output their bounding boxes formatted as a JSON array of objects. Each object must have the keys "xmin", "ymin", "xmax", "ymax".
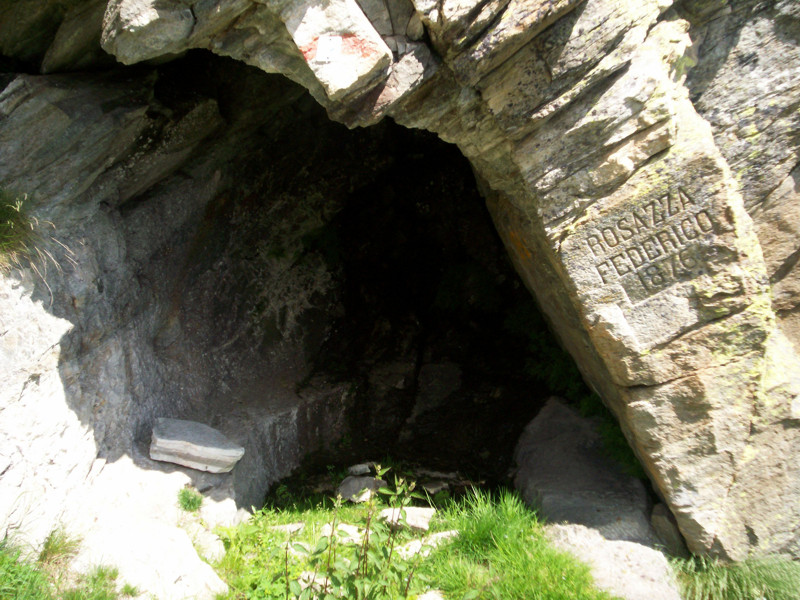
[
  {"xmin": 178, "ymin": 486, "xmax": 204, "ymax": 512},
  {"xmin": 285, "ymin": 465, "xmax": 429, "ymax": 599},
  {"xmin": 216, "ymin": 466, "xmax": 434, "ymax": 600},
  {"xmin": 672, "ymin": 554, "xmax": 800, "ymax": 600}
]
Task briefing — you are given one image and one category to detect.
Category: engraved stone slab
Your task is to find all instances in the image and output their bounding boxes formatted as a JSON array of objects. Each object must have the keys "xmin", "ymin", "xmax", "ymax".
[
  {"xmin": 150, "ymin": 418, "xmax": 245, "ymax": 473},
  {"xmin": 487, "ymin": 18, "xmax": 786, "ymax": 561}
]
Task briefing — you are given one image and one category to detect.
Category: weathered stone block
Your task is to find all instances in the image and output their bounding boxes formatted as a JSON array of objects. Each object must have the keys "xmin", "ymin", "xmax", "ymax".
[
  {"xmin": 277, "ymin": 0, "xmax": 393, "ymax": 100},
  {"xmin": 545, "ymin": 524, "xmax": 682, "ymax": 600},
  {"xmin": 514, "ymin": 398, "xmax": 657, "ymax": 545},
  {"xmin": 150, "ymin": 418, "xmax": 245, "ymax": 473},
  {"xmin": 336, "ymin": 475, "xmax": 387, "ymax": 502}
]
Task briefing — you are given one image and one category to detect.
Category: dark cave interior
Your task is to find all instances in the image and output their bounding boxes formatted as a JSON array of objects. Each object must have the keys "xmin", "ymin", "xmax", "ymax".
[{"xmin": 146, "ymin": 51, "xmax": 607, "ymax": 491}]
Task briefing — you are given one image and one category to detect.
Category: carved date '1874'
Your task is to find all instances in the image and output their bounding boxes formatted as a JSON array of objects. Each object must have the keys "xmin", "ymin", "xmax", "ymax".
[{"xmin": 584, "ymin": 189, "xmax": 716, "ymax": 299}]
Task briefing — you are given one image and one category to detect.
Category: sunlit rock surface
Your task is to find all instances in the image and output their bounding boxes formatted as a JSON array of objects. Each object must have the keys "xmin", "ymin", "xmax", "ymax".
[{"xmin": 1, "ymin": 5, "xmax": 799, "ymax": 597}]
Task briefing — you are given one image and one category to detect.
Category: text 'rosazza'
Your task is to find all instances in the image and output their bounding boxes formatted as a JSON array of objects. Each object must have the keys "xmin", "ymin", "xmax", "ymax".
[{"xmin": 584, "ymin": 189, "xmax": 715, "ymax": 298}]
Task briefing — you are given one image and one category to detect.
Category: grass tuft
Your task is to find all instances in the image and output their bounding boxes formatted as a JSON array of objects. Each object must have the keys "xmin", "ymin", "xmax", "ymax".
[
  {"xmin": 120, "ymin": 582, "xmax": 139, "ymax": 597},
  {"xmin": 0, "ymin": 192, "xmax": 37, "ymax": 273},
  {"xmin": 421, "ymin": 489, "xmax": 616, "ymax": 600},
  {"xmin": 37, "ymin": 527, "xmax": 81, "ymax": 568},
  {"xmin": 672, "ymin": 554, "xmax": 800, "ymax": 600},
  {"xmin": 178, "ymin": 486, "xmax": 204, "ymax": 512},
  {"xmin": 61, "ymin": 565, "xmax": 120, "ymax": 600}
]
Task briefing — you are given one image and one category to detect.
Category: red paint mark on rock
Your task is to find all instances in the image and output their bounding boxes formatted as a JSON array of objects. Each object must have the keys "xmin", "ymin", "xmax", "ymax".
[
  {"xmin": 299, "ymin": 34, "xmax": 382, "ymax": 64},
  {"xmin": 299, "ymin": 37, "xmax": 318, "ymax": 61},
  {"xmin": 341, "ymin": 34, "xmax": 380, "ymax": 59}
]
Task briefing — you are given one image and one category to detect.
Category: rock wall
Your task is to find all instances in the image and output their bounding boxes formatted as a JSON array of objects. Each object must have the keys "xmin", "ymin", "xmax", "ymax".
[
  {"xmin": 1, "ymin": 0, "xmax": 799, "ymax": 567},
  {"xmin": 0, "ymin": 49, "xmax": 546, "ymax": 596},
  {"xmin": 0, "ymin": 64, "xmax": 359, "ymax": 595}
]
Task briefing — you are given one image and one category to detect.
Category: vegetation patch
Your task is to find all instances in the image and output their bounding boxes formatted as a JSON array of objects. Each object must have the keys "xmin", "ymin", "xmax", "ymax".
[
  {"xmin": 0, "ymin": 531, "xmax": 136, "ymax": 600},
  {"xmin": 215, "ymin": 470, "xmax": 617, "ymax": 600},
  {"xmin": 0, "ymin": 191, "xmax": 37, "ymax": 273},
  {"xmin": 0, "ymin": 539, "xmax": 53, "ymax": 600},
  {"xmin": 672, "ymin": 554, "xmax": 800, "ymax": 600},
  {"xmin": 178, "ymin": 486, "xmax": 204, "ymax": 512},
  {"xmin": 419, "ymin": 489, "xmax": 615, "ymax": 600},
  {"xmin": 37, "ymin": 527, "xmax": 81, "ymax": 569}
]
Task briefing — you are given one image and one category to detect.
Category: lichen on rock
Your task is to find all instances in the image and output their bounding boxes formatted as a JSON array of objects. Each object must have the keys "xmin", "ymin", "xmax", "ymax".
[{"xmin": 1, "ymin": 0, "xmax": 800, "ymax": 584}]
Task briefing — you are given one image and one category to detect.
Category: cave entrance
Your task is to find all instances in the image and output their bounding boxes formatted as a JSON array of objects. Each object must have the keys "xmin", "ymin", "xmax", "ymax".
[{"xmin": 130, "ymin": 52, "xmax": 596, "ymax": 503}]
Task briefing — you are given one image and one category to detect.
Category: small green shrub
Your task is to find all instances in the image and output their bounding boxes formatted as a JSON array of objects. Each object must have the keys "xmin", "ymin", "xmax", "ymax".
[
  {"xmin": 218, "ymin": 465, "xmax": 429, "ymax": 600},
  {"xmin": 290, "ymin": 466, "xmax": 428, "ymax": 599},
  {"xmin": 673, "ymin": 554, "xmax": 800, "ymax": 600},
  {"xmin": 504, "ymin": 301, "xmax": 647, "ymax": 481},
  {"xmin": 578, "ymin": 394, "xmax": 647, "ymax": 480},
  {"xmin": 178, "ymin": 487, "xmax": 204, "ymax": 512}
]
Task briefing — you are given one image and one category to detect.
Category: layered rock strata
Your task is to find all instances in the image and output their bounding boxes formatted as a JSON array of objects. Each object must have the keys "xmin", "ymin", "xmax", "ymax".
[{"xmin": 1, "ymin": 0, "xmax": 799, "ymax": 565}]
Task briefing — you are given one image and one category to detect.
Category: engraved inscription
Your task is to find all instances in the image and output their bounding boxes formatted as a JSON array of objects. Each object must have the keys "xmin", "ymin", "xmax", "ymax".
[{"xmin": 584, "ymin": 189, "xmax": 717, "ymax": 301}]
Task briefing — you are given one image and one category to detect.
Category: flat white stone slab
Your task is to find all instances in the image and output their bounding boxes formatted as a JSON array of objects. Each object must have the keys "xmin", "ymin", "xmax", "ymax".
[
  {"xmin": 150, "ymin": 418, "xmax": 245, "ymax": 473},
  {"xmin": 380, "ymin": 506, "xmax": 436, "ymax": 531}
]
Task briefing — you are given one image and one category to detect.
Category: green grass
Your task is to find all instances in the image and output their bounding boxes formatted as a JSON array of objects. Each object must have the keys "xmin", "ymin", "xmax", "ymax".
[
  {"xmin": 420, "ymin": 489, "xmax": 617, "ymax": 600},
  {"xmin": 37, "ymin": 528, "xmax": 81, "ymax": 568},
  {"xmin": 216, "ymin": 496, "xmax": 400, "ymax": 598},
  {"xmin": 215, "ymin": 482, "xmax": 617, "ymax": 600},
  {"xmin": 0, "ymin": 539, "xmax": 53, "ymax": 600},
  {"xmin": 0, "ymin": 192, "xmax": 37, "ymax": 273},
  {"xmin": 178, "ymin": 486, "xmax": 204, "ymax": 512},
  {"xmin": 672, "ymin": 554, "xmax": 800, "ymax": 600},
  {"xmin": 61, "ymin": 566, "xmax": 121, "ymax": 600},
  {"xmin": 0, "ymin": 533, "xmax": 135, "ymax": 600}
]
